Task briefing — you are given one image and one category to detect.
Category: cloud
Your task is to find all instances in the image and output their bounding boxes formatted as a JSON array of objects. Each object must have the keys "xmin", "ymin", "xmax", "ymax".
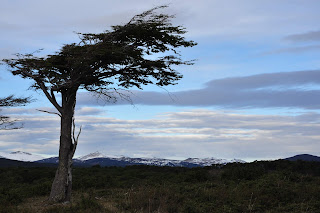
[
  {"xmin": 0, "ymin": 0, "xmax": 172, "ymax": 59},
  {"xmin": 2, "ymin": 0, "xmax": 320, "ymax": 58},
  {"xmin": 75, "ymin": 107, "xmax": 106, "ymax": 116},
  {"xmin": 263, "ymin": 45, "xmax": 320, "ymax": 54},
  {"xmin": 285, "ymin": 30, "xmax": 320, "ymax": 42},
  {"xmin": 77, "ymin": 70, "xmax": 320, "ymax": 109},
  {"xmin": 0, "ymin": 108, "xmax": 319, "ymax": 160},
  {"xmin": 270, "ymin": 30, "xmax": 320, "ymax": 54}
]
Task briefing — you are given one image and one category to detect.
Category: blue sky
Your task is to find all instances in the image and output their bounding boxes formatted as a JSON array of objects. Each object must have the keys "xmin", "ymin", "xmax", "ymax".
[{"xmin": 1, "ymin": 0, "xmax": 320, "ymax": 161}]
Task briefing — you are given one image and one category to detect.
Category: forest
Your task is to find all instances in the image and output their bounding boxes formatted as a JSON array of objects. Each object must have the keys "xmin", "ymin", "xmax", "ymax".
[{"xmin": 1, "ymin": 159, "xmax": 320, "ymax": 213}]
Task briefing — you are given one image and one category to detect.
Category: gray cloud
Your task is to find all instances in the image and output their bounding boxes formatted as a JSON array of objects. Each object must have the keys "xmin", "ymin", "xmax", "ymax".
[
  {"xmin": 285, "ymin": 30, "xmax": 320, "ymax": 42},
  {"xmin": 263, "ymin": 45, "xmax": 320, "ymax": 54},
  {"xmin": 77, "ymin": 70, "xmax": 320, "ymax": 109},
  {"xmin": 271, "ymin": 30, "xmax": 320, "ymax": 55}
]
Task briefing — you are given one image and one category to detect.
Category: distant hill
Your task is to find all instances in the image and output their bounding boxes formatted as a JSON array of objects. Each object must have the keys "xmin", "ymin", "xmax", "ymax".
[
  {"xmin": 4, "ymin": 152, "xmax": 320, "ymax": 168},
  {"xmin": 0, "ymin": 151, "xmax": 44, "ymax": 161},
  {"xmin": 0, "ymin": 150, "xmax": 245, "ymax": 168},
  {"xmin": 36, "ymin": 156, "xmax": 207, "ymax": 168},
  {"xmin": 0, "ymin": 158, "xmax": 34, "ymax": 167},
  {"xmin": 35, "ymin": 157, "xmax": 137, "ymax": 167},
  {"xmin": 284, "ymin": 154, "xmax": 320, "ymax": 162},
  {"xmin": 0, "ymin": 158, "xmax": 56, "ymax": 168}
]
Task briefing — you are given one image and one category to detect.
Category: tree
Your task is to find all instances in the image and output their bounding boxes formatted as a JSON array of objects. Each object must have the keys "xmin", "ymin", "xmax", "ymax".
[
  {"xmin": 0, "ymin": 95, "xmax": 29, "ymax": 130},
  {"xmin": 3, "ymin": 6, "xmax": 196, "ymax": 203}
]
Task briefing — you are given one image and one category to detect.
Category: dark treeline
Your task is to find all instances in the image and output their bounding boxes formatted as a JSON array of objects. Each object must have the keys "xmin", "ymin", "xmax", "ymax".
[{"xmin": 1, "ymin": 160, "xmax": 320, "ymax": 212}]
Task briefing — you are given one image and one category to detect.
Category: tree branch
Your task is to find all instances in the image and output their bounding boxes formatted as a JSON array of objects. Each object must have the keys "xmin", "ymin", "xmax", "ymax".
[
  {"xmin": 37, "ymin": 81, "xmax": 62, "ymax": 113},
  {"xmin": 36, "ymin": 109, "xmax": 61, "ymax": 117},
  {"xmin": 0, "ymin": 95, "xmax": 30, "ymax": 107},
  {"xmin": 51, "ymin": 89, "xmax": 59, "ymax": 107},
  {"xmin": 71, "ymin": 118, "xmax": 82, "ymax": 158},
  {"xmin": 0, "ymin": 115, "xmax": 23, "ymax": 130}
]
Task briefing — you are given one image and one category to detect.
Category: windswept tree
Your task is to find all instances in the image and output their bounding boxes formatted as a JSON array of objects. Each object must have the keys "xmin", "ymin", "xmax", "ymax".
[
  {"xmin": 3, "ymin": 6, "xmax": 196, "ymax": 203},
  {"xmin": 0, "ymin": 95, "xmax": 29, "ymax": 130}
]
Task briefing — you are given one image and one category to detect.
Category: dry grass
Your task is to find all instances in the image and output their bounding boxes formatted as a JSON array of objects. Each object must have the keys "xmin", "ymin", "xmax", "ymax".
[{"xmin": 13, "ymin": 193, "xmax": 121, "ymax": 213}]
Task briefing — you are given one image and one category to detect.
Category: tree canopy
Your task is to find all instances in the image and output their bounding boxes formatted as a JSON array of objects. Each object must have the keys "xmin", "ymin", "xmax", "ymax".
[{"xmin": 4, "ymin": 6, "xmax": 196, "ymax": 111}]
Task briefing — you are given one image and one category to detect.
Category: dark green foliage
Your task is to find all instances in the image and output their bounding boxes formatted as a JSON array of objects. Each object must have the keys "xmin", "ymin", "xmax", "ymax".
[
  {"xmin": 1, "ymin": 160, "xmax": 320, "ymax": 212},
  {"xmin": 0, "ymin": 95, "xmax": 30, "ymax": 107},
  {"xmin": 0, "ymin": 167, "xmax": 55, "ymax": 206},
  {"xmin": 0, "ymin": 95, "xmax": 30, "ymax": 130}
]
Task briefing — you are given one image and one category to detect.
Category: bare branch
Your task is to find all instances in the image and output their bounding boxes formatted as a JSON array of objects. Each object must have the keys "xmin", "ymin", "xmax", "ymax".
[
  {"xmin": 87, "ymin": 87, "xmax": 134, "ymax": 106},
  {"xmin": 76, "ymin": 126, "xmax": 82, "ymax": 144},
  {"xmin": 71, "ymin": 118, "xmax": 82, "ymax": 158},
  {"xmin": 157, "ymin": 85, "xmax": 177, "ymax": 103},
  {"xmin": 36, "ymin": 109, "xmax": 61, "ymax": 117}
]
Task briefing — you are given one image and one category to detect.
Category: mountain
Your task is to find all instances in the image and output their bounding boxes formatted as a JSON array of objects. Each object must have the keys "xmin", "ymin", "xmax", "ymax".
[
  {"xmin": 36, "ymin": 157, "xmax": 59, "ymax": 164},
  {"xmin": 183, "ymin": 157, "xmax": 246, "ymax": 166},
  {"xmin": 284, "ymin": 154, "xmax": 320, "ymax": 162},
  {"xmin": 0, "ymin": 150, "xmax": 246, "ymax": 167},
  {"xmin": 72, "ymin": 152, "xmax": 246, "ymax": 168},
  {"xmin": 109, "ymin": 156, "xmax": 245, "ymax": 167},
  {"xmin": 0, "ymin": 157, "xmax": 57, "ymax": 168},
  {"xmin": 0, "ymin": 151, "xmax": 45, "ymax": 162},
  {"xmin": 34, "ymin": 151, "xmax": 246, "ymax": 167},
  {"xmin": 77, "ymin": 151, "xmax": 107, "ymax": 161},
  {"xmin": 3, "ymin": 151, "xmax": 320, "ymax": 168},
  {"xmin": 0, "ymin": 157, "xmax": 37, "ymax": 167}
]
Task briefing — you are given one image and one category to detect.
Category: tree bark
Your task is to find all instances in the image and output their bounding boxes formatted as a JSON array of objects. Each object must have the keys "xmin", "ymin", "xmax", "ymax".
[{"xmin": 49, "ymin": 89, "xmax": 77, "ymax": 203}]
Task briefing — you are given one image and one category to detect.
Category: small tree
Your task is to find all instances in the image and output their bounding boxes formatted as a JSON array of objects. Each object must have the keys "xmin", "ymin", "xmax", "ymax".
[
  {"xmin": 0, "ymin": 95, "xmax": 29, "ymax": 129},
  {"xmin": 3, "ymin": 6, "xmax": 196, "ymax": 203}
]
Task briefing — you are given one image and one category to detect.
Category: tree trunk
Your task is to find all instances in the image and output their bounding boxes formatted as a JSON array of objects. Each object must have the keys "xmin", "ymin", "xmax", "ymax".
[{"xmin": 49, "ymin": 89, "xmax": 77, "ymax": 203}]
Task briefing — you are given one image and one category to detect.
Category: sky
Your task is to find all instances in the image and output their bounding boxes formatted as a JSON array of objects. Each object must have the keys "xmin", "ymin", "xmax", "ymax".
[{"xmin": 1, "ymin": 0, "xmax": 320, "ymax": 161}]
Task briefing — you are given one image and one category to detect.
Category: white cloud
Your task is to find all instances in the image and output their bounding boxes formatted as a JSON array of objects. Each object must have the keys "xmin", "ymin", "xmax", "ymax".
[{"xmin": 0, "ymin": 108, "xmax": 319, "ymax": 161}]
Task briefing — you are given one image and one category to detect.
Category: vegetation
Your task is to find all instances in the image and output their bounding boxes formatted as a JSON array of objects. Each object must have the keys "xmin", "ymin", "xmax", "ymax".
[
  {"xmin": 0, "ymin": 95, "xmax": 30, "ymax": 130},
  {"xmin": 1, "ymin": 160, "xmax": 320, "ymax": 212},
  {"xmin": 2, "ymin": 5, "xmax": 196, "ymax": 202}
]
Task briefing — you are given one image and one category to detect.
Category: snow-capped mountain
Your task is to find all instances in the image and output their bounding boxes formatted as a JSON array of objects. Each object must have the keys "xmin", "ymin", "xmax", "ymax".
[
  {"xmin": 0, "ymin": 151, "xmax": 45, "ymax": 162},
  {"xmin": 77, "ymin": 151, "xmax": 107, "ymax": 161},
  {"xmin": 116, "ymin": 157, "xmax": 245, "ymax": 167},
  {"xmin": 2, "ymin": 151, "xmax": 320, "ymax": 168},
  {"xmin": 0, "ymin": 150, "xmax": 246, "ymax": 167},
  {"xmin": 73, "ymin": 152, "xmax": 246, "ymax": 167},
  {"xmin": 116, "ymin": 156, "xmax": 183, "ymax": 167},
  {"xmin": 183, "ymin": 157, "xmax": 246, "ymax": 166}
]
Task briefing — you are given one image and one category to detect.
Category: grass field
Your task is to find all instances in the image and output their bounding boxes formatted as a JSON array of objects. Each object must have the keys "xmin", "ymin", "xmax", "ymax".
[{"xmin": 1, "ymin": 160, "xmax": 320, "ymax": 212}]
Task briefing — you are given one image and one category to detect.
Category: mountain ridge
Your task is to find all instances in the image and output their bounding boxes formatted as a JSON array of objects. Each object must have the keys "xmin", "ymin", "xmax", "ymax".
[
  {"xmin": 284, "ymin": 154, "xmax": 320, "ymax": 162},
  {"xmin": 0, "ymin": 151, "xmax": 44, "ymax": 162},
  {"xmin": 2, "ymin": 151, "xmax": 320, "ymax": 168},
  {"xmin": 0, "ymin": 150, "xmax": 246, "ymax": 167}
]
